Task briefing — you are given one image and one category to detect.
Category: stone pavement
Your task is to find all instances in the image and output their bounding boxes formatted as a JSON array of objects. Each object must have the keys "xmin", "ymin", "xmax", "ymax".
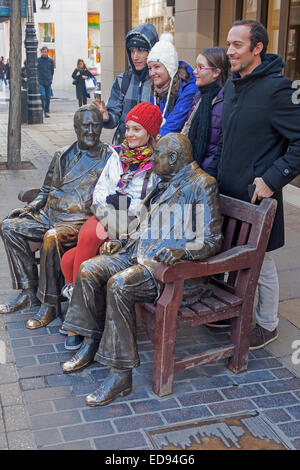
[{"xmin": 0, "ymin": 91, "xmax": 300, "ymax": 450}]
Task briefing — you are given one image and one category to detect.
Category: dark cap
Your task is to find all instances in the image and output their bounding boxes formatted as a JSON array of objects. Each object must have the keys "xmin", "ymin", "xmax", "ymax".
[{"xmin": 127, "ymin": 35, "xmax": 150, "ymax": 52}]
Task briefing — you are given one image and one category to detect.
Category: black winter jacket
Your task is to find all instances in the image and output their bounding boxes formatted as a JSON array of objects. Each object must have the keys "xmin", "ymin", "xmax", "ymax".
[
  {"xmin": 207, "ymin": 54, "xmax": 300, "ymax": 251},
  {"xmin": 72, "ymin": 68, "xmax": 93, "ymax": 100},
  {"xmin": 38, "ymin": 56, "xmax": 54, "ymax": 86}
]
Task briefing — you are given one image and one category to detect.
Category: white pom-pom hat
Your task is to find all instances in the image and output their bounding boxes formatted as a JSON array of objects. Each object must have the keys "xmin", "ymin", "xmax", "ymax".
[
  {"xmin": 147, "ymin": 32, "xmax": 178, "ymax": 80},
  {"xmin": 147, "ymin": 33, "xmax": 179, "ymax": 124}
]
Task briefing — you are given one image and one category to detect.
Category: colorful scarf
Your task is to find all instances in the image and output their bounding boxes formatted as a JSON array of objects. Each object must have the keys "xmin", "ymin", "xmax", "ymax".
[{"xmin": 117, "ymin": 140, "xmax": 152, "ymax": 193}]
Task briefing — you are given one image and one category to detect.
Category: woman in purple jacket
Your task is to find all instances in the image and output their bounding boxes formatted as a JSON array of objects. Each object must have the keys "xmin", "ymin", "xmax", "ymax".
[{"xmin": 182, "ymin": 48, "xmax": 230, "ymax": 171}]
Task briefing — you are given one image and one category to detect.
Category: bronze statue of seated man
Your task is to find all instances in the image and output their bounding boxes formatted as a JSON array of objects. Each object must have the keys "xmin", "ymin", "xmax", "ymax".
[
  {"xmin": 0, "ymin": 104, "xmax": 113, "ymax": 328},
  {"xmin": 60, "ymin": 133, "xmax": 223, "ymax": 406}
]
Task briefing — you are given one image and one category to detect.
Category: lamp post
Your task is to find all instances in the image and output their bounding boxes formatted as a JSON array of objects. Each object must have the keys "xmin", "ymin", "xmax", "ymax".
[{"xmin": 24, "ymin": 0, "xmax": 43, "ymax": 124}]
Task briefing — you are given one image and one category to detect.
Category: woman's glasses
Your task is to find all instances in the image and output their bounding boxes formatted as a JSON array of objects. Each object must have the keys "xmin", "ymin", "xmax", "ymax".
[{"xmin": 194, "ymin": 66, "xmax": 216, "ymax": 72}]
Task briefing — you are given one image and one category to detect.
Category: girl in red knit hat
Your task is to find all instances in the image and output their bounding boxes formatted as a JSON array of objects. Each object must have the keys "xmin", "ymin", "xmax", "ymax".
[{"xmin": 60, "ymin": 102, "xmax": 162, "ymax": 351}]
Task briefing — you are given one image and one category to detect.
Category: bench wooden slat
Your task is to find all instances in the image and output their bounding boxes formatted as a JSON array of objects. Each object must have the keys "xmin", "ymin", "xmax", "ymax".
[
  {"xmin": 188, "ymin": 302, "xmax": 211, "ymax": 316},
  {"xmin": 174, "ymin": 345, "xmax": 236, "ymax": 372},
  {"xmin": 200, "ymin": 296, "xmax": 228, "ymax": 312},
  {"xmin": 207, "ymin": 283, "xmax": 242, "ymax": 307},
  {"xmin": 178, "ymin": 306, "xmax": 198, "ymax": 319},
  {"xmin": 222, "ymin": 217, "xmax": 237, "ymax": 251},
  {"xmin": 237, "ymin": 221, "xmax": 251, "ymax": 246},
  {"xmin": 220, "ymin": 196, "xmax": 258, "ymax": 224}
]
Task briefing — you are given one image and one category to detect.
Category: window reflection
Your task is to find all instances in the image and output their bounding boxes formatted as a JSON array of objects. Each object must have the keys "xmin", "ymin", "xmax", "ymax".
[
  {"xmin": 286, "ymin": 0, "xmax": 300, "ymax": 80},
  {"xmin": 39, "ymin": 23, "xmax": 55, "ymax": 43},
  {"xmin": 219, "ymin": 0, "xmax": 234, "ymax": 47},
  {"xmin": 243, "ymin": 0, "xmax": 258, "ymax": 20},
  {"xmin": 131, "ymin": 0, "xmax": 175, "ymax": 36},
  {"xmin": 267, "ymin": 0, "xmax": 281, "ymax": 53}
]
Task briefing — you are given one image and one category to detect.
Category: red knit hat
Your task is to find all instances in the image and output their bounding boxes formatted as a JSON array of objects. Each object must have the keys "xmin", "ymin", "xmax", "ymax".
[{"xmin": 125, "ymin": 102, "xmax": 162, "ymax": 137}]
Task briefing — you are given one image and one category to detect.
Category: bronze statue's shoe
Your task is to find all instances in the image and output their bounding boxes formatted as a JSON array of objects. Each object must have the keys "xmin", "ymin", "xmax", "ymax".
[
  {"xmin": 86, "ymin": 368, "xmax": 132, "ymax": 407},
  {"xmin": 26, "ymin": 304, "xmax": 56, "ymax": 329},
  {"xmin": 62, "ymin": 338, "xmax": 99, "ymax": 374},
  {"xmin": 0, "ymin": 288, "xmax": 40, "ymax": 314}
]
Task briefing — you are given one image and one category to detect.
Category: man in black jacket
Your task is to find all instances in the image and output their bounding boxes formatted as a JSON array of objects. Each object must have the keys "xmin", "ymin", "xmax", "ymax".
[
  {"xmin": 207, "ymin": 20, "xmax": 300, "ymax": 349},
  {"xmin": 38, "ymin": 46, "xmax": 54, "ymax": 118}
]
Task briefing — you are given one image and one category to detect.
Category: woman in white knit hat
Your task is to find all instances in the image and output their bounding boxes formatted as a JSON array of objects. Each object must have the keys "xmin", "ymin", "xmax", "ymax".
[{"xmin": 147, "ymin": 33, "xmax": 198, "ymax": 136}]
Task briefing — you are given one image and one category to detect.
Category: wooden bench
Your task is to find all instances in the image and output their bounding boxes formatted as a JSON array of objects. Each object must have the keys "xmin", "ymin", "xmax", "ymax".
[{"xmin": 135, "ymin": 195, "xmax": 277, "ymax": 397}]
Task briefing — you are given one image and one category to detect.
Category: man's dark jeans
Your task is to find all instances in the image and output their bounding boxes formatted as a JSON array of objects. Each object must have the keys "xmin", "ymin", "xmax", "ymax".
[{"xmin": 39, "ymin": 84, "xmax": 51, "ymax": 113}]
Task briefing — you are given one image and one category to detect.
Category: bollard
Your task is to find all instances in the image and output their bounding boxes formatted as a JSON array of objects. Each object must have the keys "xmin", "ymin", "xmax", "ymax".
[{"xmin": 21, "ymin": 88, "xmax": 28, "ymax": 124}]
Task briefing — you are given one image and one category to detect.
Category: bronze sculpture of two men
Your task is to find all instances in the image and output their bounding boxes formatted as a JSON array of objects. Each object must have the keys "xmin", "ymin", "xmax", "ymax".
[{"xmin": 61, "ymin": 133, "xmax": 223, "ymax": 406}]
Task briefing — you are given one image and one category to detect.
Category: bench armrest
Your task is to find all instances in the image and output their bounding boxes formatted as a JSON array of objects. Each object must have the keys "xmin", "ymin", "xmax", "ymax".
[{"xmin": 154, "ymin": 246, "xmax": 257, "ymax": 283}]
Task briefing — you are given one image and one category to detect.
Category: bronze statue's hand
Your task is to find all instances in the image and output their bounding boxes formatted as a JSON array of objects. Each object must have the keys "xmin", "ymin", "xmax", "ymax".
[
  {"xmin": 101, "ymin": 240, "xmax": 122, "ymax": 255},
  {"xmin": 154, "ymin": 248, "xmax": 186, "ymax": 266},
  {"xmin": 7, "ymin": 207, "xmax": 32, "ymax": 219},
  {"xmin": 27, "ymin": 202, "xmax": 42, "ymax": 213}
]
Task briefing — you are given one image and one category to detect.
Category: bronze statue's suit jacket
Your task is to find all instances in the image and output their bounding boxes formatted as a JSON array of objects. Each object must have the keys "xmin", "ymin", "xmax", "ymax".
[
  {"xmin": 31, "ymin": 141, "xmax": 113, "ymax": 226},
  {"xmin": 121, "ymin": 161, "xmax": 223, "ymax": 304},
  {"xmin": 0, "ymin": 141, "xmax": 113, "ymax": 299}
]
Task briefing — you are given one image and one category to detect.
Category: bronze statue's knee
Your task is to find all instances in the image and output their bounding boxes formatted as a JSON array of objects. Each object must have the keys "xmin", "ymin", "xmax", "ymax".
[
  {"xmin": 77, "ymin": 258, "xmax": 99, "ymax": 279},
  {"xmin": 42, "ymin": 228, "xmax": 58, "ymax": 248},
  {"xmin": 107, "ymin": 273, "xmax": 125, "ymax": 294}
]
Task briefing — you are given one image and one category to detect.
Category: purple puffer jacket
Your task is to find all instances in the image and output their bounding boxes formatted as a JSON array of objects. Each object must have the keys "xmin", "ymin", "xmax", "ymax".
[{"xmin": 187, "ymin": 87, "xmax": 224, "ymax": 171}]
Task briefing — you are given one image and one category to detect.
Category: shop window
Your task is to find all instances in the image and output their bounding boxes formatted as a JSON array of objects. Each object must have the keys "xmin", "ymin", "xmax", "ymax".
[
  {"xmin": 243, "ymin": 0, "xmax": 258, "ymax": 20},
  {"xmin": 47, "ymin": 49, "xmax": 56, "ymax": 68},
  {"xmin": 219, "ymin": 0, "xmax": 234, "ymax": 47},
  {"xmin": 87, "ymin": 12, "xmax": 100, "ymax": 77},
  {"xmin": 131, "ymin": 0, "xmax": 174, "ymax": 36},
  {"xmin": 267, "ymin": 0, "xmax": 281, "ymax": 53},
  {"xmin": 286, "ymin": 0, "xmax": 300, "ymax": 80},
  {"xmin": 39, "ymin": 23, "xmax": 55, "ymax": 43}
]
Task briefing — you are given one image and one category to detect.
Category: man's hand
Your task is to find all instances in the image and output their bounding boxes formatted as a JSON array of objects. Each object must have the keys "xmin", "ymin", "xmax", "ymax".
[
  {"xmin": 251, "ymin": 177, "xmax": 274, "ymax": 204},
  {"xmin": 92, "ymin": 100, "xmax": 109, "ymax": 122},
  {"xmin": 7, "ymin": 207, "xmax": 32, "ymax": 219},
  {"xmin": 100, "ymin": 240, "xmax": 122, "ymax": 255},
  {"xmin": 154, "ymin": 248, "xmax": 186, "ymax": 266}
]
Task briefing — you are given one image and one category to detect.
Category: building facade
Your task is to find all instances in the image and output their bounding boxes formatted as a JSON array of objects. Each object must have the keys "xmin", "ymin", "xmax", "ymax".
[
  {"xmin": 0, "ymin": 0, "xmax": 101, "ymax": 91},
  {"xmin": 100, "ymin": 0, "xmax": 299, "ymax": 99},
  {"xmin": 1, "ymin": 1, "xmax": 299, "ymax": 94}
]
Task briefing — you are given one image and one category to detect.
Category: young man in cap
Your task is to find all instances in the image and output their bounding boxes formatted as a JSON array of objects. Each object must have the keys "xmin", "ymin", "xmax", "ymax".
[{"xmin": 96, "ymin": 23, "xmax": 158, "ymax": 144}]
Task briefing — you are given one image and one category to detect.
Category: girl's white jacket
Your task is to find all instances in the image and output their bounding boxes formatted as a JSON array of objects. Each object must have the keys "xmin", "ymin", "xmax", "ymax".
[{"xmin": 92, "ymin": 146, "xmax": 157, "ymax": 217}]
